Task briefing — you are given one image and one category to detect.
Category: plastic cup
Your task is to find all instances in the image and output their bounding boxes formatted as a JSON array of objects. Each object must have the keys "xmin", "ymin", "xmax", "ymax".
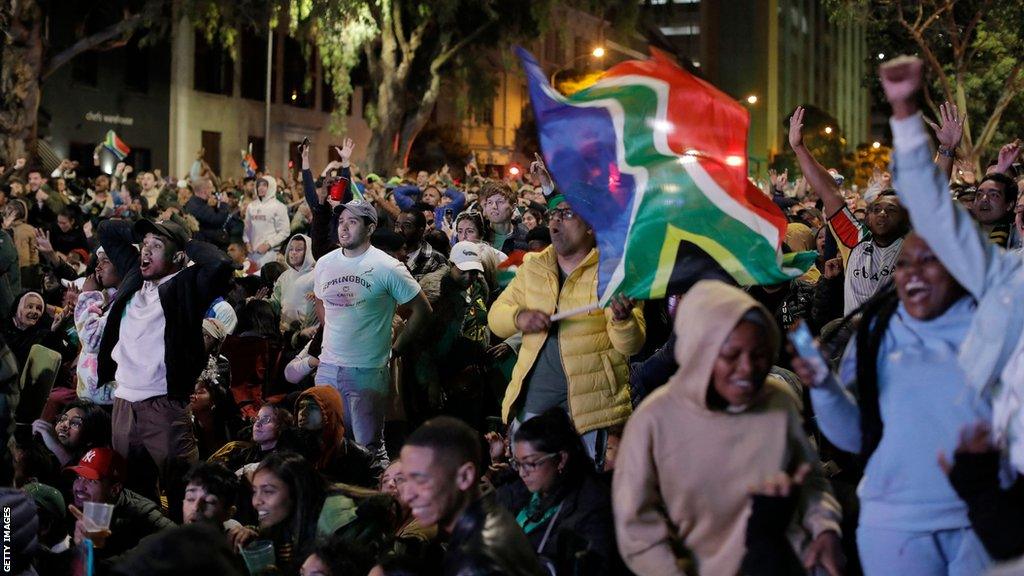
[
  {"xmin": 82, "ymin": 502, "xmax": 115, "ymax": 531},
  {"xmin": 240, "ymin": 540, "xmax": 276, "ymax": 575}
]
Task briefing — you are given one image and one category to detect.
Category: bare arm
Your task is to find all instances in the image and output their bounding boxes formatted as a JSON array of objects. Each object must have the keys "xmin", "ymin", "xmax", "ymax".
[
  {"xmin": 789, "ymin": 106, "xmax": 845, "ymax": 217},
  {"xmin": 392, "ymin": 291, "xmax": 432, "ymax": 355}
]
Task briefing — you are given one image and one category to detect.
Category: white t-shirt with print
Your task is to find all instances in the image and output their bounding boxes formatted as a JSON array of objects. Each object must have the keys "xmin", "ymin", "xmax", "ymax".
[{"xmin": 314, "ymin": 246, "xmax": 421, "ymax": 368}]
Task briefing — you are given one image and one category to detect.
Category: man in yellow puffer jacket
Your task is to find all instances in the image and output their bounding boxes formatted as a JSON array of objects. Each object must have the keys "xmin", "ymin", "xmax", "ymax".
[{"xmin": 488, "ymin": 195, "xmax": 645, "ymax": 467}]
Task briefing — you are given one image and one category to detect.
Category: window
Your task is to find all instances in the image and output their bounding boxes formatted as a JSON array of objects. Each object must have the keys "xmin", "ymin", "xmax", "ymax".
[
  {"xmin": 247, "ymin": 136, "xmax": 265, "ymax": 171},
  {"xmin": 194, "ymin": 34, "xmax": 233, "ymax": 95},
  {"xmin": 660, "ymin": 25, "xmax": 700, "ymax": 36},
  {"xmin": 282, "ymin": 38, "xmax": 315, "ymax": 109},
  {"xmin": 72, "ymin": 51, "xmax": 99, "ymax": 88},
  {"xmin": 475, "ymin": 104, "xmax": 494, "ymax": 126},
  {"xmin": 130, "ymin": 147, "xmax": 152, "ymax": 171},
  {"xmin": 123, "ymin": 39, "xmax": 150, "ymax": 94},
  {"xmin": 240, "ymin": 30, "xmax": 270, "ymax": 101},
  {"xmin": 201, "ymin": 131, "xmax": 222, "ymax": 176},
  {"xmin": 288, "ymin": 141, "xmax": 303, "ymax": 175},
  {"xmin": 69, "ymin": 142, "xmax": 102, "ymax": 178}
]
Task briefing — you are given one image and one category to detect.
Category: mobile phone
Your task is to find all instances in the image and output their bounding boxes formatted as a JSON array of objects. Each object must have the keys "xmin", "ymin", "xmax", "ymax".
[
  {"xmin": 788, "ymin": 321, "xmax": 818, "ymax": 359},
  {"xmin": 300, "ymin": 137, "xmax": 310, "ymax": 151},
  {"xmin": 787, "ymin": 320, "xmax": 828, "ymax": 385},
  {"xmin": 444, "ymin": 208, "xmax": 454, "ymax": 227}
]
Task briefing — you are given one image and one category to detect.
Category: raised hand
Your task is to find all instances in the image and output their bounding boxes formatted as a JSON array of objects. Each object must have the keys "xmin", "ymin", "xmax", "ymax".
[
  {"xmin": 926, "ymin": 101, "xmax": 966, "ymax": 151},
  {"xmin": 879, "ymin": 56, "xmax": 924, "ymax": 117},
  {"xmin": 336, "ymin": 137, "xmax": 355, "ymax": 164},
  {"xmin": 14, "ymin": 157, "xmax": 26, "ymax": 170},
  {"xmin": 996, "ymin": 140, "xmax": 1022, "ymax": 175},
  {"xmin": 529, "ymin": 154, "xmax": 554, "ymax": 195},
  {"xmin": 788, "ymin": 107, "xmax": 805, "ymax": 150},
  {"xmin": 823, "ymin": 256, "xmax": 843, "ymax": 279},
  {"xmin": 35, "ymin": 228, "xmax": 53, "ymax": 254}
]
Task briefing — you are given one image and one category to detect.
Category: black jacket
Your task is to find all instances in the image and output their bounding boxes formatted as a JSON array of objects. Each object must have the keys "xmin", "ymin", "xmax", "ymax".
[
  {"xmin": 184, "ymin": 196, "xmax": 231, "ymax": 247},
  {"xmin": 87, "ymin": 488, "xmax": 177, "ymax": 562},
  {"xmin": 443, "ymin": 493, "xmax": 546, "ymax": 576},
  {"xmin": 97, "ymin": 219, "xmax": 234, "ymax": 402},
  {"xmin": 495, "ymin": 474, "xmax": 618, "ymax": 576},
  {"xmin": 948, "ymin": 450, "xmax": 1024, "ymax": 560}
]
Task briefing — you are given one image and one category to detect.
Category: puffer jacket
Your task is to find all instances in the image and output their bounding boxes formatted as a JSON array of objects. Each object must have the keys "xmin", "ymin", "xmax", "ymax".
[{"xmin": 488, "ymin": 246, "xmax": 645, "ymax": 434}]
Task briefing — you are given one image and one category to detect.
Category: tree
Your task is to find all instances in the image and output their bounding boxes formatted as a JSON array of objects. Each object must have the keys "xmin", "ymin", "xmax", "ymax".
[
  {"xmin": 827, "ymin": 0, "xmax": 1024, "ymax": 170},
  {"xmin": 279, "ymin": 0, "xmax": 636, "ymax": 173},
  {"xmin": 0, "ymin": 0, "xmax": 168, "ymax": 162}
]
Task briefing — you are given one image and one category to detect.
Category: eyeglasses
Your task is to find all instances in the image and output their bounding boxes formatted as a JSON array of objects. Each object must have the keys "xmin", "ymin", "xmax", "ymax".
[
  {"xmin": 546, "ymin": 208, "xmax": 577, "ymax": 221},
  {"xmin": 254, "ymin": 415, "xmax": 275, "ymax": 426},
  {"xmin": 510, "ymin": 452, "xmax": 558, "ymax": 473},
  {"xmin": 57, "ymin": 414, "xmax": 84, "ymax": 430}
]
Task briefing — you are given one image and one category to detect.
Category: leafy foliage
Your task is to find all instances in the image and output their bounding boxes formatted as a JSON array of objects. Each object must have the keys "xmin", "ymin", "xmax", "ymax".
[{"xmin": 826, "ymin": 0, "xmax": 1024, "ymax": 169}]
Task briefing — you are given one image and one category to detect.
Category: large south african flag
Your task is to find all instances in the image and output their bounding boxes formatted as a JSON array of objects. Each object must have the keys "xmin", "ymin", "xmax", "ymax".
[{"xmin": 519, "ymin": 47, "xmax": 813, "ymax": 306}]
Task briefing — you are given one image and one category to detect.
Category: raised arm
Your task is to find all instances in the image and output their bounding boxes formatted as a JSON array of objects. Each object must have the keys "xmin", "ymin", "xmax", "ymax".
[
  {"xmin": 789, "ymin": 106, "xmax": 845, "ymax": 218},
  {"xmin": 881, "ymin": 56, "xmax": 1017, "ymax": 299},
  {"xmin": 97, "ymin": 219, "xmax": 140, "ymax": 278}
]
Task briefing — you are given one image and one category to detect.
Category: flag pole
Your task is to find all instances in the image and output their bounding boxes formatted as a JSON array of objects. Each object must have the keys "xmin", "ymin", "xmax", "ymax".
[{"xmin": 550, "ymin": 303, "xmax": 600, "ymax": 322}]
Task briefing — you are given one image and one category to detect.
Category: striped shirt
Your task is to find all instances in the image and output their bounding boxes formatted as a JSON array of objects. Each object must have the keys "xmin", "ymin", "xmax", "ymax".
[{"xmin": 828, "ymin": 206, "xmax": 903, "ymax": 315}]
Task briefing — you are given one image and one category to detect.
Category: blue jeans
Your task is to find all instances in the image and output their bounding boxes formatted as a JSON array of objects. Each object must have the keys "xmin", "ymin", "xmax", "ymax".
[{"xmin": 315, "ymin": 364, "xmax": 389, "ymax": 467}]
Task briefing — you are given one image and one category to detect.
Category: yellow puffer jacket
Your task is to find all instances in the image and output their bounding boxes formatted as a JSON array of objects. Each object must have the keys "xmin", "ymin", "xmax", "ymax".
[{"xmin": 488, "ymin": 246, "xmax": 645, "ymax": 434}]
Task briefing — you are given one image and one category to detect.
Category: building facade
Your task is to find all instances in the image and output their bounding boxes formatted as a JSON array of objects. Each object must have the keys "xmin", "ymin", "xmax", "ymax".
[{"xmin": 644, "ymin": 0, "xmax": 870, "ymax": 174}]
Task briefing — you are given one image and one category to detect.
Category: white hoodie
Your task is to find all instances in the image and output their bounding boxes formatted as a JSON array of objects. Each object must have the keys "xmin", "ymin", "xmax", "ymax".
[
  {"xmin": 272, "ymin": 233, "xmax": 317, "ymax": 332},
  {"xmin": 244, "ymin": 176, "xmax": 290, "ymax": 267}
]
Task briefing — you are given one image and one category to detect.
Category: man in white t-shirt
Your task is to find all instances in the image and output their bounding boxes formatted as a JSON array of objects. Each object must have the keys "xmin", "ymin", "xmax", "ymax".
[{"xmin": 314, "ymin": 199, "xmax": 431, "ymax": 468}]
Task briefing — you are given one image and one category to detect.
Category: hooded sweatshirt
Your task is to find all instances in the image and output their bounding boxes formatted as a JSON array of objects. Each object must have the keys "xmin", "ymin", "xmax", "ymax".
[
  {"xmin": 811, "ymin": 296, "xmax": 990, "ymax": 532},
  {"xmin": 296, "ymin": 386, "xmax": 346, "ymax": 471},
  {"xmin": 272, "ymin": 233, "xmax": 317, "ymax": 332},
  {"xmin": 613, "ymin": 281, "xmax": 841, "ymax": 576},
  {"xmin": 244, "ymin": 177, "xmax": 290, "ymax": 267},
  {"xmin": 295, "ymin": 385, "xmax": 376, "ymax": 486}
]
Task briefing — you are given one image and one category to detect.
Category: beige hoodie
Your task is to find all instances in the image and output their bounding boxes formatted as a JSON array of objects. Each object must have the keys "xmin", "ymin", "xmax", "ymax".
[{"xmin": 613, "ymin": 280, "xmax": 841, "ymax": 576}]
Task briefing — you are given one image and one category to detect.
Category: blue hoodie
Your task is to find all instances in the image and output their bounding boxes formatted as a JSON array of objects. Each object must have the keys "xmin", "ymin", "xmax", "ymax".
[{"xmin": 811, "ymin": 296, "xmax": 990, "ymax": 532}]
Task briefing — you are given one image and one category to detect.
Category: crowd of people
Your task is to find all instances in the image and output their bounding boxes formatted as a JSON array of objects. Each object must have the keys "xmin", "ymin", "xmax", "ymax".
[{"xmin": 1, "ymin": 55, "xmax": 1023, "ymax": 576}]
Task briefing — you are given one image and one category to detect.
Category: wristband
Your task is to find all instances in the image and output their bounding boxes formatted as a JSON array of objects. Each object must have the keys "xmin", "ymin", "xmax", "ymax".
[{"xmin": 937, "ymin": 146, "xmax": 956, "ymax": 159}]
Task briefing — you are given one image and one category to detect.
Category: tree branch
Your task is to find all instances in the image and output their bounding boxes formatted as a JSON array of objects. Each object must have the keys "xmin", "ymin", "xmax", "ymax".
[
  {"xmin": 431, "ymin": 18, "xmax": 497, "ymax": 73},
  {"xmin": 974, "ymin": 63, "xmax": 1024, "ymax": 154},
  {"xmin": 392, "ymin": 1, "xmax": 411, "ymax": 61},
  {"xmin": 41, "ymin": 0, "xmax": 162, "ymax": 80}
]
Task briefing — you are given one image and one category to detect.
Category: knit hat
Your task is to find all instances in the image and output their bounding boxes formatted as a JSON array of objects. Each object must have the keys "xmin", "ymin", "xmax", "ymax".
[
  {"xmin": 546, "ymin": 193, "xmax": 567, "ymax": 210},
  {"xmin": 22, "ymin": 482, "xmax": 65, "ymax": 520}
]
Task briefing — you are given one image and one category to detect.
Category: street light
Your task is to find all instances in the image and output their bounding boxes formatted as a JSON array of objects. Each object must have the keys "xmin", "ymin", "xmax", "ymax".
[
  {"xmin": 746, "ymin": 95, "xmax": 758, "ymax": 105},
  {"xmin": 872, "ymin": 141, "xmax": 881, "ymax": 149},
  {"xmin": 550, "ymin": 47, "xmax": 606, "ymax": 87},
  {"xmin": 824, "ymin": 126, "xmax": 833, "ymax": 134}
]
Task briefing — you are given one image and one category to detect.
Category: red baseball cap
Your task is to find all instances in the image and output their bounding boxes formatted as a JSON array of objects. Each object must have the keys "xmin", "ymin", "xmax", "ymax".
[{"xmin": 66, "ymin": 448, "xmax": 126, "ymax": 482}]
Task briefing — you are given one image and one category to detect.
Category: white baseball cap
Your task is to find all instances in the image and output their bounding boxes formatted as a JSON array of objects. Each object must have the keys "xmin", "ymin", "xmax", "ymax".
[{"xmin": 450, "ymin": 241, "xmax": 484, "ymax": 272}]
